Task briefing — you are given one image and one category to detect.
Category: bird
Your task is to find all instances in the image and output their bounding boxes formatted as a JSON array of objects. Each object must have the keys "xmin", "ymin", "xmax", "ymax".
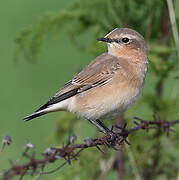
[{"xmin": 24, "ymin": 28, "xmax": 148, "ymax": 135}]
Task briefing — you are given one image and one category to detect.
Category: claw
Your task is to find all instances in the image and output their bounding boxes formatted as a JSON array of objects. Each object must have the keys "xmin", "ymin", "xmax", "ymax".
[{"xmin": 104, "ymin": 125, "xmax": 130, "ymax": 149}]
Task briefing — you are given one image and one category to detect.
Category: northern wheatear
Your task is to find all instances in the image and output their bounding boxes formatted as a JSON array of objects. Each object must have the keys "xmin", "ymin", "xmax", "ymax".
[{"xmin": 24, "ymin": 28, "xmax": 148, "ymax": 134}]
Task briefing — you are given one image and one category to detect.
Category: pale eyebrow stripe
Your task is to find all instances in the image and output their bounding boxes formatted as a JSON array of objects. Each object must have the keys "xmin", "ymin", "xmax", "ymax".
[{"xmin": 120, "ymin": 34, "xmax": 137, "ymax": 39}]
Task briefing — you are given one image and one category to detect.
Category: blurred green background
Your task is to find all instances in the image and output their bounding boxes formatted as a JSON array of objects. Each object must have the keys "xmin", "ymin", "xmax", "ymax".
[
  {"xmin": 0, "ymin": 0, "xmax": 89, "ymax": 172},
  {"xmin": 0, "ymin": 0, "xmax": 179, "ymax": 179}
]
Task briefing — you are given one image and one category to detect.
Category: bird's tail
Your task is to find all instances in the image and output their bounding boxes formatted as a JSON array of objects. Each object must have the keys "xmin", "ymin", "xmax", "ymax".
[{"xmin": 23, "ymin": 110, "xmax": 47, "ymax": 121}]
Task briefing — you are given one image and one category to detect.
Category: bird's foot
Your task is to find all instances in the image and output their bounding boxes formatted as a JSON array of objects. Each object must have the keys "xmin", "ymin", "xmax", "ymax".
[{"xmin": 105, "ymin": 124, "xmax": 130, "ymax": 149}]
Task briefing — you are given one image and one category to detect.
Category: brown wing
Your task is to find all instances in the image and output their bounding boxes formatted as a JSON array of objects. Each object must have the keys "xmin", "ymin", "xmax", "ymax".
[{"xmin": 37, "ymin": 53, "xmax": 121, "ymax": 111}]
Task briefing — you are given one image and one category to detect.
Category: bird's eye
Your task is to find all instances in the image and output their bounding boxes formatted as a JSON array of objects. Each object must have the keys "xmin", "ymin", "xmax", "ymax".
[{"xmin": 121, "ymin": 37, "xmax": 130, "ymax": 43}]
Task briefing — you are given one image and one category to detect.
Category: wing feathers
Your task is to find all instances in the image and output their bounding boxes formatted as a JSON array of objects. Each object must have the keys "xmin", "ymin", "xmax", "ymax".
[{"xmin": 24, "ymin": 53, "xmax": 122, "ymax": 121}]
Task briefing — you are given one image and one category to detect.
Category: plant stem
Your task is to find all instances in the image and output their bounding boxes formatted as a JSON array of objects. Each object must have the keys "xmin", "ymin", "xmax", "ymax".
[{"xmin": 166, "ymin": 0, "xmax": 179, "ymax": 58}]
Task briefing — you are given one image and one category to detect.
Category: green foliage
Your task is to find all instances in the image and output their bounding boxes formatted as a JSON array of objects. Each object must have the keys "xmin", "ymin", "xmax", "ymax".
[
  {"xmin": 14, "ymin": 0, "xmax": 179, "ymax": 179},
  {"xmin": 15, "ymin": 0, "xmax": 175, "ymax": 62}
]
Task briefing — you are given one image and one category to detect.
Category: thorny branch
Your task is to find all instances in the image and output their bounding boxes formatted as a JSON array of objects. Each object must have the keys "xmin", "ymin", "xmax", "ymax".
[{"xmin": 1, "ymin": 114, "xmax": 179, "ymax": 180}]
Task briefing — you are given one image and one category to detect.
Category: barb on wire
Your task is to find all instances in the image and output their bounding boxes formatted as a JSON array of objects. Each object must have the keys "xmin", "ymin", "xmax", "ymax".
[
  {"xmin": 0, "ymin": 136, "xmax": 12, "ymax": 155},
  {"xmin": 1, "ymin": 113, "xmax": 179, "ymax": 180}
]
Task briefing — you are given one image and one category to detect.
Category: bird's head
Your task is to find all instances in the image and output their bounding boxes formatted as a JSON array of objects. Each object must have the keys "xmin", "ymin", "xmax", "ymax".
[{"xmin": 97, "ymin": 28, "xmax": 148, "ymax": 62}]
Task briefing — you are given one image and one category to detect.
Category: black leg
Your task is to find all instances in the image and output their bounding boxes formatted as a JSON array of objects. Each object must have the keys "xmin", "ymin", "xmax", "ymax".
[
  {"xmin": 87, "ymin": 119, "xmax": 109, "ymax": 134},
  {"xmin": 96, "ymin": 120, "xmax": 119, "ymax": 142},
  {"xmin": 96, "ymin": 119, "xmax": 111, "ymax": 133}
]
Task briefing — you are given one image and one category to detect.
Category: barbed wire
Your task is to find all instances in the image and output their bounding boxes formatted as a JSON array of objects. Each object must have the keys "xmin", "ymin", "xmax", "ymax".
[{"xmin": 1, "ymin": 113, "xmax": 179, "ymax": 180}]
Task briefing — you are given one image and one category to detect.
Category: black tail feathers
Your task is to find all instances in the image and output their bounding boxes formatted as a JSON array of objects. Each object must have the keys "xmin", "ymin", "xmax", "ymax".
[{"xmin": 23, "ymin": 111, "xmax": 47, "ymax": 121}]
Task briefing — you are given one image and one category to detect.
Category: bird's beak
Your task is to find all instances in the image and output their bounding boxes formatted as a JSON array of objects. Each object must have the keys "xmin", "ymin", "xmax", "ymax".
[{"xmin": 97, "ymin": 37, "xmax": 112, "ymax": 43}]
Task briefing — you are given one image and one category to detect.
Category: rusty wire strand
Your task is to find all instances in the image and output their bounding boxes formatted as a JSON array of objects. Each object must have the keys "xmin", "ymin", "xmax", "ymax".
[{"xmin": 1, "ymin": 115, "xmax": 179, "ymax": 180}]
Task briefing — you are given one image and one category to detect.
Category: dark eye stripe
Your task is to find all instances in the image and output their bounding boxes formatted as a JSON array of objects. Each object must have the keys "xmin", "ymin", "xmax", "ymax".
[
  {"xmin": 114, "ymin": 39, "xmax": 120, "ymax": 43},
  {"xmin": 109, "ymin": 38, "xmax": 130, "ymax": 44},
  {"xmin": 109, "ymin": 39, "xmax": 120, "ymax": 43}
]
